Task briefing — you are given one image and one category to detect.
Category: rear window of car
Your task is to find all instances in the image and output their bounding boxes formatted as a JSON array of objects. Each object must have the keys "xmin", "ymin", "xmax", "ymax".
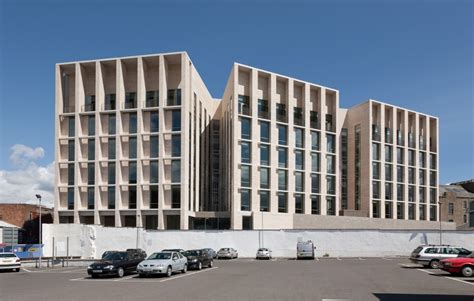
[
  {"xmin": 0, "ymin": 253, "xmax": 16, "ymax": 258},
  {"xmin": 412, "ymin": 247, "xmax": 423, "ymax": 254},
  {"xmin": 425, "ymin": 248, "xmax": 438, "ymax": 254}
]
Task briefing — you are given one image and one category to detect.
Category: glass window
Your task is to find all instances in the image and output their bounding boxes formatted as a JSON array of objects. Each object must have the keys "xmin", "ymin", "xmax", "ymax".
[
  {"xmin": 238, "ymin": 95, "xmax": 250, "ymax": 115},
  {"xmin": 295, "ymin": 194, "xmax": 304, "ymax": 214},
  {"xmin": 372, "ymin": 200, "xmax": 380, "ymax": 218},
  {"xmin": 311, "ymin": 174, "xmax": 320, "ymax": 193},
  {"xmin": 385, "ymin": 145, "xmax": 392, "ymax": 162},
  {"xmin": 308, "ymin": 195, "xmax": 320, "ymax": 216},
  {"xmin": 294, "ymin": 107, "xmax": 303, "ymax": 126},
  {"xmin": 278, "ymin": 147, "xmax": 287, "ymax": 168},
  {"xmin": 448, "ymin": 203, "xmax": 454, "ymax": 214},
  {"xmin": 311, "ymin": 131, "xmax": 319, "ymax": 150},
  {"xmin": 260, "ymin": 144, "xmax": 269, "ymax": 166},
  {"xmin": 241, "ymin": 141, "xmax": 251, "ymax": 164},
  {"xmin": 295, "ymin": 150, "xmax": 304, "ymax": 170},
  {"xmin": 295, "ymin": 172, "xmax": 304, "ymax": 192},
  {"xmin": 171, "ymin": 186, "xmax": 180, "ymax": 208},
  {"xmin": 278, "ymin": 192, "xmax": 287, "ymax": 213},
  {"xmin": 146, "ymin": 90, "xmax": 159, "ymax": 107},
  {"xmin": 326, "ymin": 134, "xmax": 335, "ymax": 153},
  {"xmin": 172, "ymin": 135, "xmax": 181, "ymax": 157},
  {"xmin": 419, "ymin": 187, "xmax": 426, "ymax": 203},
  {"xmin": 241, "ymin": 189, "xmax": 250, "ymax": 211},
  {"xmin": 278, "ymin": 170, "xmax": 287, "ymax": 190},
  {"xmin": 88, "ymin": 139, "xmax": 95, "ymax": 160},
  {"xmin": 260, "ymin": 168, "xmax": 269, "ymax": 189},
  {"xmin": 276, "ymin": 103, "xmax": 286, "ymax": 122},
  {"xmin": 310, "ymin": 111, "xmax": 319, "ymax": 129},
  {"xmin": 326, "ymin": 154, "xmax": 335, "ymax": 174},
  {"xmin": 150, "ymin": 136, "xmax": 159, "ymax": 158},
  {"xmin": 87, "ymin": 187, "xmax": 94, "ymax": 210},
  {"xmin": 408, "ymin": 185, "xmax": 415, "ymax": 202},
  {"xmin": 385, "ymin": 164, "xmax": 392, "ymax": 181},
  {"xmin": 88, "ymin": 116, "xmax": 95, "ymax": 136},
  {"xmin": 397, "ymin": 147, "xmax": 404, "ymax": 164},
  {"xmin": 241, "ymin": 117, "xmax": 251, "ymax": 140},
  {"xmin": 385, "ymin": 182, "xmax": 392, "ymax": 200},
  {"xmin": 68, "ymin": 140, "xmax": 75, "ymax": 161},
  {"xmin": 172, "ymin": 110, "xmax": 181, "ymax": 131},
  {"xmin": 68, "ymin": 117, "xmax": 75, "ymax": 137},
  {"xmin": 419, "ymin": 169, "xmax": 425, "ymax": 185},
  {"xmin": 150, "ymin": 111, "xmax": 159, "ymax": 133},
  {"xmin": 129, "ymin": 162, "xmax": 137, "ymax": 184},
  {"xmin": 311, "ymin": 153, "xmax": 320, "ymax": 172},
  {"xmin": 397, "ymin": 165, "xmax": 404, "ymax": 182},
  {"xmin": 372, "ymin": 143, "xmax": 380, "ymax": 160},
  {"xmin": 241, "ymin": 165, "xmax": 251, "ymax": 187},
  {"xmin": 167, "ymin": 89, "xmax": 181, "ymax": 106},
  {"xmin": 260, "ymin": 121, "xmax": 269, "ymax": 142},
  {"xmin": 258, "ymin": 99, "xmax": 269, "ymax": 119},
  {"xmin": 372, "ymin": 181, "xmax": 380, "ymax": 199},
  {"xmin": 260, "ymin": 191, "xmax": 269, "ymax": 212},
  {"xmin": 408, "ymin": 203, "xmax": 415, "ymax": 220},
  {"xmin": 150, "ymin": 160, "xmax": 159, "ymax": 183},
  {"xmin": 67, "ymin": 163, "xmax": 74, "ymax": 185},
  {"xmin": 129, "ymin": 137, "xmax": 137, "ymax": 159},
  {"xmin": 419, "ymin": 152, "xmax": 426, "ymax": 168},
  {"xmin": 373, "ymin": 162, "xmax": 380, "ymax": 180},
  {"xmin": 108, "ymin": 162, "xmax": 115, "ymax": 184},
  {"xmin": 430, "ymin": 171, "xmax": 436, "ymax": 187},
  {"xmin": 408, "ymin": 167, "xmax": 415, "ymax": 184},
  {"xmin": 278, "ymin": 125, "xmax": 287, "ymax": 145},
  {"xmin": 327, "ymin": 175, "xmax": 335, "ymax": 195},
  {"xmin": 87, "ymin": 163, "xmax": 95, "ymax": 185},
  {"xmin": 129, "ymin": 113, "xmax": 137, "ymax": 134},
  {"xmin": 150, "ymin": 186, "xmax": 159, "ymax": 209},
  {"xmin": 171, "ymin": 160, "xmax": 181, "ymax": 183},
  {"xmin": 326, "ymin": 197, "xmax": 335, "ymax": 215},
  {"xmin": 108, "ymin": 114, "xmax": 116, "ymax": 135},
  {"xmin": 408, "ymin": 150, "xmax": 415, "ymax": 166},
  {"xmin": 108, "ymin": 187, "xmax": 115, "ymax": 209},
  {"xmin": 430, "ymin": 154, "xmax": 437, "ymax": 169},
  {"xmin": 295, "ymin": 128, "xmax": 304, "ymax": 148},
  {"xmin": 108, "ymin": 138, "xmax": 115, "ymax": 159},
  {"xmin": 67, "ymin": 187, "xmax": 74, "ymax": 210},
  {"xmin": 430, "ymin": 188, "xmax": 437, "ymax": 204},
  {"xmin": 397, "ymin": 184, "xmax": 404, "ymax": 201},
  {"xmin": 397, "ymin": 202, "xmax": 404, "ymax": 219}
]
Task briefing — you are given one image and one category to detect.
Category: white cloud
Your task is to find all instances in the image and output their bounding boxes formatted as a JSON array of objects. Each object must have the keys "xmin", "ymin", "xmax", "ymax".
[{"xmin": 0, "ymin": 144, "xmax": 54, "ymax": 207}]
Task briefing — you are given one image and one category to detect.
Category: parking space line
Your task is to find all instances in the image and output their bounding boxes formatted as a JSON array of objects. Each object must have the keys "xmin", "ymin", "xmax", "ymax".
[
  {"xmin": 336, "ymin": 257, "xmax": 341, "ymax": 261},
  {"xmin": 416, "ymin": 268, "xmax": 435, "ymax": 275},
  {"xmin": 21, "ymin": 268, "xmax": 32, "ymax": 272},
  {"xmin": 159, "ymin": 267, "xmax": 218, "ymax": 283},
  {"xmin": 60, "ymin": 268, "xmax": 85, "ymax": 273},
  {"xmin": 446, "ymin": 276, "xmax": 474, "ymax": 286},
  {"xmin": 358, "ymin": 257, "xmax": 366, "ymax": 261},
  {"xmin": 382, "ymin": 258, "xmax": 392, "ymax": 261},
  {"xmin": 114, "ymin": 274, "xmax": 136, "ymax": 281}
]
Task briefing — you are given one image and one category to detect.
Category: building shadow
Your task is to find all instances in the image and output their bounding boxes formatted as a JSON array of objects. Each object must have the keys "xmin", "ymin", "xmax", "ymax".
[{"xmin": 373, "ymin": 293, "xmax": 474, "ymax": 301}]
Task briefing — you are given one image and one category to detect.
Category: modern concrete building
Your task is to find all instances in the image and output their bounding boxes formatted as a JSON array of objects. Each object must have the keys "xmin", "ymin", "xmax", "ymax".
[{"xmin": 55, "ymin": 51, "xmax": 440, "ymax": 230}]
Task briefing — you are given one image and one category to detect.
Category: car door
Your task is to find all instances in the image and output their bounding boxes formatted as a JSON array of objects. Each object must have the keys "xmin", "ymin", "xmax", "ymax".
[
  {"xmin": 201, "ymin": 250, "xmax": 209, "ymax": 266},
  {"xmin": 179, "ymin": 252, "xmax": 186, "ymax": 269},
  {"xmin": 171, "ymin": 252, "xmax": 180, "ymax": 270}
]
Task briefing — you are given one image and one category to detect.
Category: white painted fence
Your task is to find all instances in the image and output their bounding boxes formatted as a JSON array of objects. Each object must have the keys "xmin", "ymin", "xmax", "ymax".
[{"xmin": 42, "ymin": 224, "xmax": 474, "ymax": 259}]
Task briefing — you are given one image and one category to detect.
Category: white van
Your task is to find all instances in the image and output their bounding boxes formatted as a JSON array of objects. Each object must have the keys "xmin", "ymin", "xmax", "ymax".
[{"xmin": 297, "ymin": 241, "xmax": 315, "ymax": 260}]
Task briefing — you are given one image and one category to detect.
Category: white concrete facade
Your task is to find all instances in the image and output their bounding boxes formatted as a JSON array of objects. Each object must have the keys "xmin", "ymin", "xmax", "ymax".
[{"xmin": 55, "ymin": 51, "xmax": 440, "ymax": 230}]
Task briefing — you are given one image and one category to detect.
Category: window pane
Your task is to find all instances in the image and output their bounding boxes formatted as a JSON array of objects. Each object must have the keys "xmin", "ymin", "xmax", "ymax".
[
  {"xmin": 295, "ymin": 172, "xmax": 303, "ymax": 192},
  {"xmin": 129, "ymin": 137, "xmax": 137, "ymax": 159},
  {"xmin": 372, "ymin": 143, "xmax": 380, "ymax": 160},
  {"xmin": 260, "ymin": 121, "xmax": 269, "ymax": 142},
  {"xmin": 150, "ymin": 186, "xmax": 159, "ymax": 209},
  {"xmin": 172, "ymin": 110, "xmax": 181, "ymax": 131},
  {"xmin": 68, "ymin": 140, "xmax": 75, "ymax": 161},
  {"xmin": 311, "ymin": 131, "xmax": 319, "ymax": 150},
  {"xmin": 326, "ymin": 134, "xmax": 335, "ymax": 153},
  {"xmin": 295, "ymin": 194, "xmax": 304, "ymax": 214},
  {"xmin": 129, "ymin": 162, "xmax": 137, "ymax": 184},
  {"xmin": 278, "ymin": 192, "xmax": 287, "ymax": 213},
  {"xmin": 88, "ymin": 116, "xmax": 95, "ymax": 136},
  {"xmin": 241, "ymin": 165, "xmax": 251, "ymax": 187},
  {"xmin": 327, "ymin": 175, "xmax": 335, "ymax": 195},
  {"xmin": 311, "ymin": 153, "xmax": 320, "ymax": 172},
  {"xmin": 295, "ymin": 150, "xmax": 304, "ymax": 170},
  {"xmin": 171, "ymin": 186, "xmax": 180, "ymax": 208},
  {"xmin": 108, "ymin": 114, "xmax": 116, "ymax": 135},
  {"xmin": 150, "ymin": 136, "xmax": 159, "ymax": 158},
  {"xmin": 150, "ymin": 111, "xmax": 159, "ymax": 133},
  {"xmin": 241, "ymin": 142, "xmax": 251, "ymax": 164},
  {"xmin": 260, "ymin": 168, "xmax": 269, "ymax": 189},
  {"xmin": 108, "ymin": 162, "xmax": 115, "ymax": 184},
  {"xmin": 385, "ymin": 164, "xmax": 392, "ymax": 181},
  {"xmin": 326, "ymin": 154, "xmax": 335, "ymax": 174},
  {"xmin": 260, "ymin": 145, "xmax": 269, "ymax": 166},
  {"xmin": 373, "ymin": 162, "xmax": 380, "ymax": 180},
  {"xmin": 260, "ymin": 191, "xmax": 269, "ymax": 212},
  {"xmin": 278, "ymin": 170, "xmax": 287, "ymax": 190},
  {"xmin": 241, "ymin": 189, "xmax": 251, "ymax": 211},
  {"xmin": 397, "ymin": 147, "xmax": 404, "ymax": 164},
  {"xmin": 108, "ymin": 138, "xmax": 115, "ymax": 159},
  {"xmin": 67, "ymin": 188, "xmax": 74, "ymax": 210},
  {"xmin": 326, "ymin": 196, "xmax": 335, "ymax": 215},
  {"xmin": 68, "ymin": 164, "xmax": 74, "ymax": 185},
  {"xmin": 385, "ymin": 145, "xmax": 392, "ymax": 162},
  {"xmin": 311, "ymin": 174, "xmax": 320, "ymax": 193},
  {"xmin": 87, "ymin": 163, "xmax": 95, "ymax": 185},
  {"xmin": 241, "ymin": 118, "xmax": 251, "ymax": 139},
  {"xmin": 311, "ymin": 195, "xmax": 320, "ymax": 214},
  {"xmin": 278, "ymin": 147, "xmax": 287, "ymax": 168},
  {"xmin": 171, "ymin": 160, "xmax": 181, "ymax": 183},
  {"xmin": 278, "ymin": 125, "xmax": 287, "ymax": 145},
  {"xmin": 87, "ymin": 187, "xmax": 94, "ymax": 210},
  {"xmin": 88, "ymin": 139, "xmax": 95, "ymax": 160},
  {"xmin": 295, "ymin": 128, "xmax": 304, "ymax": 148},
  {"xmin": 150, "ymin": 160, "xmax": 159, "ymax": 183},
  {"xmin": 129, "ymin": 113, "xmax": 137, "ymax": 134},
  {"xmin": 68, "ymin": 117, "xmax": 75, "ymax": 137},
  {"xmin": 108, "ymin": 187, "xmax": 115, "ymax": 209},
  {"xmin": 172, "ymin": 135, "xmax": 181, "ymax": 157}
]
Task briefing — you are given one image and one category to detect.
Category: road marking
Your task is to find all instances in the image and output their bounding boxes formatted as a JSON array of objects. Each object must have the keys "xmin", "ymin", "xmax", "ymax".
[
  {"xmin": 358, "ymin": 257, "xmax": 366, "ymax": 261},
  {"xmin": 315, "ymin": 257, "xmax": 319, "ymax": 261},
  {"xmin": 114, "ymin": 274, "xmax": 136, "ymax": 281},
  {"xmin": 382, "ymin": 258, "xmax": 392, "ymax": 261},
  {"xmin": 159, "ymin": 267, "xmax": 218, "ymax": 283},
  {"xmin": 416, "ymin": 268, "xmax": 435, "ymax": 275},
  {"xmin": 60, "ymin": 268, "xmax": 85, "ymax": 273},
  {"xmin": 445, "ymin": 276, "xmax": 474, "ymax": 286},
  {"xmin": 399, "ymin": 263, "xmax": 419, "ymax": 268},
  {"xmin": 337, "ymin": 257, "xmax": 342, "ymax": 261},
  {"xmin": 70, "ymin": 277, "xmax": 87, "ymax": 281},
  {"xmin": 21, "ymin": 268, "xmax": 32, "ymax": 272}
]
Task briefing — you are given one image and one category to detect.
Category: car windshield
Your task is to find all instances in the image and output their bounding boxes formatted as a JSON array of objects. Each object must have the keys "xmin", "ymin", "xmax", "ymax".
[
  {"xmin": 258, "ymin": 248, "xmax": 268, "ymax": 252},
  {"xmin": 0, "ymin": 253, "xmax": 16, "ymax": 258},
  {"xmin": 163, "ymin": 249, "xmax": 181, "ymax": 253},
  {"xmin": 148, "ymin": 252, "xmax": 172, "ymax": 260},
  {"xmin": 219, "ymin": 248, "xmax": 229, "ymax": 252},
  {"xmin": 185, "ymin": 250, "xmax": 201, "ymax": 256},
  {"xmin": 456, "ymin": 248, "xmax": 471, "ymax": 254},
  {"xmin": 103, "ymin": 252, "xmax": 127, "ymax": 261}
]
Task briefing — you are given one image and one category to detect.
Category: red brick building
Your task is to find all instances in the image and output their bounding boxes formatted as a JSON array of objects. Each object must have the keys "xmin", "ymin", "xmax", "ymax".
[{"xmin": 0, "ymin": 204, "xmax": 53, "ymax": 243}]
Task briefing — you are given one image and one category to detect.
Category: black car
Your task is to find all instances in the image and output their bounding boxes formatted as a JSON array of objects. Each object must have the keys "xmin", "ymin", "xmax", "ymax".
[
  {"xmin": 87, "ymin": 250, "xmax": 146, "ymax": 278},
  {"xmin": 204, "ymin": 248, "xmax": 217, "ymax": 259},
  {"xmin": 183, "ymin": 249, "xmax": 213, "ymax": 270}
]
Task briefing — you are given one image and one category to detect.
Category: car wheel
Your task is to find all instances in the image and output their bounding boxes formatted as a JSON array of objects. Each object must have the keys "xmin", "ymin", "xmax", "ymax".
[
  {"xmin": 461, "ymin": 266, "xmax": 473, "ymax": 277},
  {"xmin": 209, "ymin": 260, "xmax": 213, "ymax": 268},
  {"xmin": 166, "ymin": 266, "xmax": 172, "ymax": 277},
  {"xmin": 198, "ymin": 262, "xmax": 202, "ymax": 270},
  {"xmin": 429, "ymin": 260, "xmax": 440, "ymax": 269},
  {"xmin": 16, "ymin": 268, "xmax": 20, "ymax": 272},
  {"xmin": 182, "ymin": 264, "xmax": 187, "ymax": 274},
  {"xmin": 117, "ymin": 267, "xmax": 125, "ymax": 278}
]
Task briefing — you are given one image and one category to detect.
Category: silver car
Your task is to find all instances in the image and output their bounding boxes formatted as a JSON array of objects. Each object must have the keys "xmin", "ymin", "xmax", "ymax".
[
  {"xmin": 0, "ymin": 253, "xmax": 21, "ymax": 272},
  {"xmin": 137, "ymin": 252, "xmax": 187, "ymax": 277},
  {"xmin": 217, "ymin": 248, "xmax": 238, "ymax": 259},
  {"xmin": 256, "ymin": 248, "xmax": 272, "ymax": 260},
  {"xmin": 410, "ymin": 245, "xmax": 471, "ymax": 269}
]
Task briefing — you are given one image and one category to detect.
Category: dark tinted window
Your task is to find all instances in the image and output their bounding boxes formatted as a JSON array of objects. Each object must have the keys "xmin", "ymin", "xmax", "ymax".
[{"xmin": 425, "ymin": 248, "xmax": 438, "ymax": 254}]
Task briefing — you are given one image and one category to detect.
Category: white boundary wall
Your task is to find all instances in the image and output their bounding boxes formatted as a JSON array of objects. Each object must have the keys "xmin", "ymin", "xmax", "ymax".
[{"xmin": 42, "ymin": 224, "xmax": 474, "ymax": 259}]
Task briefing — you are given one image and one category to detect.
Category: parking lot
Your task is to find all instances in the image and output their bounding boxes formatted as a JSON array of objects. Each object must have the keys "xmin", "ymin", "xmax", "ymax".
[{"xmin": 0, "ymin": 258, "xmax": 473, "ymax": 301}]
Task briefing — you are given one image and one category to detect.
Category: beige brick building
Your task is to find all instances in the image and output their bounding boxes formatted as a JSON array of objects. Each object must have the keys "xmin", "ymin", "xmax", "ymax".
[{"xmin": 55, "ymin": 51, "xmax": 440, "ymax": 230}]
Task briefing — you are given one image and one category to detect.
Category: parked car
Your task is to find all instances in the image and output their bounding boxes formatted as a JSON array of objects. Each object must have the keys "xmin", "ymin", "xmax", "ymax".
[
  {"xmin": 409, "ymin": 245, "xmax": 471, "ymax": 269},
  {"xmin": 297, "ymin": 241, "xmax": 315, "ymax": 260},
  {"xmin": 87, "ymin": 250, "xmax": 146, "ymax": 278},
  {"xmin": 184, "ymin": 249, "xmax": 213, "ymax": 270},
  {"xmin": 256, "ymin": 248, "xmax": 272, "ymax": 260},
  {"xmin": 204, "ymin": 248, "xmax": 217, "ymax": 259},
  {"xmin": 162, "ymin": 249, "xmax": 186, "ymax": 255},
  {"xmin": 217, "ymin": 248, "xmax": 238, "ymax": 259},
  {"xmin": 101, "ymin": 250, "xmax": 120, "ymax": 258},
  {"xmin": 0, "ymin": 253, "xmax": 21, "ymax": 272},
  {"xmin": 137, "ymin": 251, "xmax": 187, "ymax": 277},
  {"xmin": 126, "ymin": 248, "xmax": 147, "ymax": 258},
  {"xmin": 440, "ymin": 253, "xmax": 474, "ymax": 277}
]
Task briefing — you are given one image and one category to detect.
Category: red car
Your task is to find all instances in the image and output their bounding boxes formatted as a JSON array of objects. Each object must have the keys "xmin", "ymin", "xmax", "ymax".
[{"xmin": 440, "ymin": 254, "xmax": 474, "ymax": 277}]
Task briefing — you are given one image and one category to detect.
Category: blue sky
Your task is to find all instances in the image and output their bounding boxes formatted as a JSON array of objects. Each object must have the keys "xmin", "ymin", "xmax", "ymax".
[{"xmin": 0, "ymin": 0, "xmax": 472, "ymax": 204}]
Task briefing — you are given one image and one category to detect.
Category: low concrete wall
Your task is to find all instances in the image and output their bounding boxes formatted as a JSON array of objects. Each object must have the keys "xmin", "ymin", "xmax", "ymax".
[{"xmin": 42, "ymin": 224, "xmax": 474, "ymax": 259}]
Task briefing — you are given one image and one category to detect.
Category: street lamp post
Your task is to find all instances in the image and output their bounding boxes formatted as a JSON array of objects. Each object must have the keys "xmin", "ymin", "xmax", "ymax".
[
  {"xmin": 35, "ymin": 194, "xmax": 42, "ymax": 268},
  {"xmin": 438, "ymin": 201, "xmax": 442, "ymax": 244}
]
